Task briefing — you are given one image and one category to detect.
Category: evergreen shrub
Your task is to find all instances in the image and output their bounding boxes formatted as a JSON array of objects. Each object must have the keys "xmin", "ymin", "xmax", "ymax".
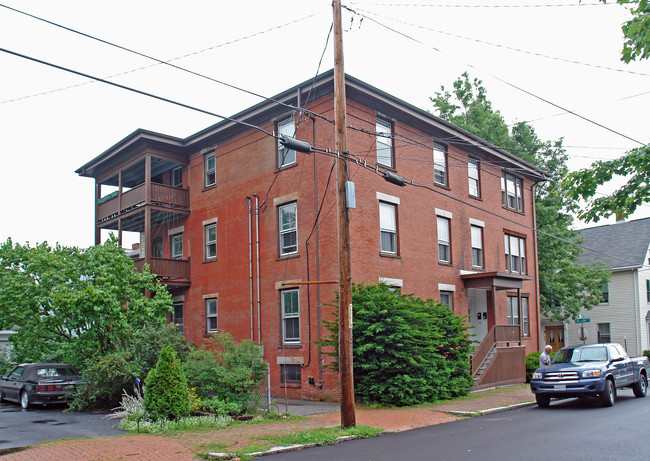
[
  {"xmin": 143, "ymin": 345, "xmax": 191, "ymax": 420},
  {"xmin": 323, "ymin": 283, "xmax": 473, "ymax": 406}
]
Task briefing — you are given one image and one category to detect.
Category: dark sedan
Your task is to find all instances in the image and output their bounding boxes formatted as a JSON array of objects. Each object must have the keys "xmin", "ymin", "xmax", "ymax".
[{"xmin": 0, "ymin": 363, "xmax": 84, "ymax": 409}]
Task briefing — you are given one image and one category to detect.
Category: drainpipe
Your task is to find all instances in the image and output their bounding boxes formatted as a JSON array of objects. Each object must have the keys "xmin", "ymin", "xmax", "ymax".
[
  {"xmin": 634, "ymin": 269, "xmax": 640, "ymax": 355},
  {"xmin": 532, "ymin": 183, "xmax": 542, "ymax": 351},
  {"xmin": 254, "ymin": 193, "xmax": 262, "ymax": 344},
  {"xmin": 247, "ymin": 196, "xmax": 254, "ymax": 342}
]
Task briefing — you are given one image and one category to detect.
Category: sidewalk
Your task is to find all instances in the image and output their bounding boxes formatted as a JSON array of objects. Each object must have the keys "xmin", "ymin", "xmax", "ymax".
[{"xmin": 2, "ymin": 384, "xmax": 534, "ymax": 461}]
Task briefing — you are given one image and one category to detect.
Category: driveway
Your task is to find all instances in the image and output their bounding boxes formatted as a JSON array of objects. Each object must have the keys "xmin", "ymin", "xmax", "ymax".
[{"xmin": 0, "ymin": 401, "xmax": 123, "ymax": 454}]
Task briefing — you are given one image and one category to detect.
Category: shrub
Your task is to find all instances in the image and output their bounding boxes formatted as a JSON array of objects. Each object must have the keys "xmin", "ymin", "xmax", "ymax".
[
  {"xmin": 184, "ymin": 332, "xmax": 266, "ymax": 415},
  {"xmin": 70, "ymin": 323, "xmax": 188, "ymax": 410},
  {"xmin": 0, "ymin": 352, "xmax": 14, "ymax": 376},
  {"xmin": 143, "ymin": 346, "xmax": 191, "ymax": 420},
  {"xmin": 643, "ymin": 350, "xmax": 650, "ymax": 360},
  {"xmin": 69, "ymin": 350, "xmax": 141, "ymax": 410},
  {"xmin": 323, "ymin": 283, "xmax": 473, "ymax": 406}
]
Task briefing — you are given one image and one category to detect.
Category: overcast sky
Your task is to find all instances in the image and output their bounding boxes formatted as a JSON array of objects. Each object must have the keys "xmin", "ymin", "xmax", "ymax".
[{"xmin": 1, "ymin": 0, "xmax": 649, "ymax": 248}]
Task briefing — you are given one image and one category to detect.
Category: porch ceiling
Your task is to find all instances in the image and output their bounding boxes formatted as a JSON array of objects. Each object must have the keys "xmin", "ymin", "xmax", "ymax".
[{"xmin": 460, "ymin": 271, "xmax": 532, "ymax": 290}]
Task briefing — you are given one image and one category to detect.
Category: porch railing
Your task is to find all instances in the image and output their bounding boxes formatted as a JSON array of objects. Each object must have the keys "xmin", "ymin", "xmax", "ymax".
[
  {"xmin": 134, "ymin": 257, "xmax": 190, "ymax": 280},
  {"xmin": 471, "ymin": 325, "xmax": 521, "ymax": 375},
  {"xmin": 96, "ymin": 183, "xmax": 189, "ymax": 223}
]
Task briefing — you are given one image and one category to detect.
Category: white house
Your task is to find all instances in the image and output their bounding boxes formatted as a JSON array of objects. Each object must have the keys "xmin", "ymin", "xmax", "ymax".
[{"xmin": 543, "ymin": 217, "xmax": 650, "ymax": 356}]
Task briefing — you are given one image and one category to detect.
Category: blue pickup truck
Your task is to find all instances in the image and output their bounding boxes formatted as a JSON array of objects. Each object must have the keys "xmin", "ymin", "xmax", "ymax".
[{"xmin": 530, "ymin": 343, "xmax": 650, "ymax": 407}]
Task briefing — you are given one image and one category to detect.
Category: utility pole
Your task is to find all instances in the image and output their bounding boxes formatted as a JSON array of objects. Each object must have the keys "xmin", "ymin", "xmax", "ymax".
[{"xmin": 333, "ymin": 0, "xmax": 356, "ymax": 428}]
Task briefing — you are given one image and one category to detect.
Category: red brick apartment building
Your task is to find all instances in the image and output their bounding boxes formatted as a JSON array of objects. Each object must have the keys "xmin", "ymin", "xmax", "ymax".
[{"xmin": 76, "ymin": 71, "xmax": 547, "ymax": 397}]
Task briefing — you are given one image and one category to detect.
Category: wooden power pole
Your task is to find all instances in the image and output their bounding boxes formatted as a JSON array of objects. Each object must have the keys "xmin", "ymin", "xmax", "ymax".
[{"xmin": 333, "ymin": 0, "xmax": 356, "ymax": 428}]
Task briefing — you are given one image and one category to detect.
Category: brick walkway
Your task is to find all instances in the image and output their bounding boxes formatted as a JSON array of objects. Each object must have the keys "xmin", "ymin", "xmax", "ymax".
[{"xmin": 3, "ymin": 385, "xmax": 534, "ymax": 460}]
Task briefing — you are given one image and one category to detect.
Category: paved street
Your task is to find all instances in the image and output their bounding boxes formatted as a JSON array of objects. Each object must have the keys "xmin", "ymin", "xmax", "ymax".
[
  {"xmin": 0, "ymin": 401, "xmax": 123, "ymax": 454},
  {"xmin": 265, "ymin": 389, "xmax": 649, "ymax": 461}
]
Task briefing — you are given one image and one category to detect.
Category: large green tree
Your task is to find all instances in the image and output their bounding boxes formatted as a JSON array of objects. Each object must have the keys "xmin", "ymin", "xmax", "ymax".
[
  {"xmin": 0, "ymin": 236, "xmax": 173, "ymax": 368},
  {"xmin": 566, "ymin": 1, "xmax": 649, "ymax": 221},
  {"xmin": 606, "ymin": 0, "xmax": 650, "ymax": 63},
  {"xmin": 431, "ymin": 73, "xmax": 609, "ymax": 321}
]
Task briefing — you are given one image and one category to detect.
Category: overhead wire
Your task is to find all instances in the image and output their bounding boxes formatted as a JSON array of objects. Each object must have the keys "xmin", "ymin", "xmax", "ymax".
[
  {"xmin": 0, "ymin": 3, "xmax": 332, "ymax": 124},
  {"xmin": 342, "ymin": 4, "xmax": 648, "ymax": 147}
]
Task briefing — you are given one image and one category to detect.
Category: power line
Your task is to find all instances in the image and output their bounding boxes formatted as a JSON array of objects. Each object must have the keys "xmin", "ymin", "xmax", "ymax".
[
  {"xmin": 352, "ymin": 7, "xmax": 650, "ymax": 78},
  {"xmin": 0, "ymin": 3, "xmax": 332, "ymax": 123},
  {"xmin": 0, "ymin": 47, "xmax": 274, "ymax": 138},
  {"xmin": 345, "ymin": 5, "xmax": 648, "ymax": 147},
  {"xmin": 349, "ymin": 2, "xmax": 612, "ymax": 8}
]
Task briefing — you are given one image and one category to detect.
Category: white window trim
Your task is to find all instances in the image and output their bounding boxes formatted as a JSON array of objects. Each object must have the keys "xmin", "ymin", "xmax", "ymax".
[
  {"xmin": 379, "ymin": 201, "xmax": 398, "ymax": 255},
  {"xmin": 204, "ymin": 221, "xmax": 217, "ymax": 260},
  {"xmin": 379, "ymin": 277, "xmax": 403, "ymax": 287},
  {"xmin": 435, "ymin": 208, "xmax": 452, "ymax": 219},
  {"xmin": 279, "ymin": 202, "xmax": 298, "ymax": 256},
  {"xmin": 281, "ymin": 288, "xmax": 300, "ymax": 344},
  {"xmin": 168, "ymin": 226, "xmax": 185, "ymax": 236},
  {"xmin": 438, "ymin": 283, "xmax": 456, "ymax": 292},
  {"xmin": 277, "ymin": 116, "xmax": 297, "ymax": 168},
  {"xmin": 469, "ymin": 218, "xmax": 485, "ymax": 228},
  {"xmin": 205, "ymin": 297, "xmax": 218, "ymax": 334},
  {"xmin": 376, "ymin": 191, "xmax": 400, "ymax": 205}
]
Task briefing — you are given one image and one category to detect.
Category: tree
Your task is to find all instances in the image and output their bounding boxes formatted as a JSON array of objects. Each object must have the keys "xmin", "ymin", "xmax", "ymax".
[
  {"xmin": 567, "ymin": 1, "xmax": 650, "ymax": 220},
  {"xmin": 323, "ymin": 284, "xmax": 473, "ymax": 406},
  {"xmin": 605, "ymin": 0, "xmax": 650, "ymax": 63},
  {"xmin": 0, "ymin": 236, "xmax": 173, "ymax": 368},
  {"xmin": 431, "ymin": 73, "xmax": 609, "ymax": 321},
  {"xmin": 564, "ymin": 144, "xmax": 650, "ymax": 223},
  {"xmin": 143, "ymin": 345, "xmax": 191, "ymax": 420}
]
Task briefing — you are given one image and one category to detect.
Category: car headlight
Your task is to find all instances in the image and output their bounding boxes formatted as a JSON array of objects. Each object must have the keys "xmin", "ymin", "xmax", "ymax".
[
  {"xmin": 582, "ymin": 370, "xmax": 601, "ymax": 378},
  {"xmin": 532, "ymin": 372, "xmax": 543, "ymax": 380}
]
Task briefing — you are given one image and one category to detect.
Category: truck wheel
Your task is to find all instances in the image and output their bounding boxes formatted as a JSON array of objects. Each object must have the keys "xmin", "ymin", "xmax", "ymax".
[
  {"xmin": 536, "ymin": 395, "xmax": 551, "ymax": 408},
  {"xmin": 20, "ymin": 391, "xmax": 30, "ymax": 409},
  {"xmin": 633, "ymin": 374, "xmax": 647, "ymax": 398},
  {"xmin": 600, "ymin": 379, "xmax": 615, "ymax": 407}
]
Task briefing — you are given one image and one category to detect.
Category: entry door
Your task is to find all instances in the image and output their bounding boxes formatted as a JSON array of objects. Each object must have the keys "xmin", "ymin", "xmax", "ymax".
[
  {"xmin": 545, "ymin": 325, "xmax": 564, "ymax": 350},
  {"xmin": 468, "ymin": 289, "xmax": 488, "ymax": 344}
]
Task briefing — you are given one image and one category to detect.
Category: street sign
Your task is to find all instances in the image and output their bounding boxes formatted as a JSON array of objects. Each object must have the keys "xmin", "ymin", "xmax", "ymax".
[{"xmin": 575, "ymin": 318, "xmax": 591, "ymax": 323}]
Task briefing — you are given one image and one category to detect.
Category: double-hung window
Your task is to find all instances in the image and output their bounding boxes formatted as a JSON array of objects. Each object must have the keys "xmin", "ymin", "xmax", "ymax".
[
  {"xmin": 277, "ymin": 116, "xmax": 296, "ymax": 168},
  {"xmin": 471, "ymin": 225, "xmax": 483, "ymax": 268},
  {"xmin": 206, "ymin": 298, "xmax": 218, "ymax": 334},
  {"xmin": 281, "ymin": 289, "xmax": 300, "ymax": 344},
  {"xmin": 379, "ymin": 202, "xmax": 397, "ymax": 254},
  {"xmin": 173, "ymin": 301, "xmax": 184, "ymax": 333},
  {"xmin": 440, "ymin": 291, "xmax": 453, "ymax": 309},
  {"xmin": 601, "ymin": 283, "xmax": 609, "ymax": 304},
  {"xmin": 204, "ymin": 152, "xmax": 216, "ymax": 188},
  {"xmin": 468, "ymin": 159, "xmax": 480, "ymax": 197},
  {"xmin": 376, "ymin": 119, "xmax": 393, "ymax": 168},
  {"xmin": 433, "ymin": 143, "xmax": 448, "ymax": 186},
  {"xmin": 437, "ymin": 217, "xmax": 451, "ymax": 263},
  {"xmin": 171, "ymin": 234, "xmax": 183, "ymax": 260},
  {"xmin": 598, "ymin": 323, "xmax": 611, "ymax": 343},
  {"xmin": 507, "ymin": 295, "xmax": 529, "ymax": 336},
  {"xmin": 279, "ymin": 202, "xmax": 298, "ymax": 256},
  {"xmin": 504, "ymin": 234, "xmax": 526, "ymax": 274},
  {"xmin": 501, "ymin": 172, "xmax": 523, "ymax": 211},
  {"xmin": 205, "ymin": 223, "xmax": 217, "ymax": 260},
  {"xmin": 172, "ymin": 166, "xmax": 183, "ymax": 188}
]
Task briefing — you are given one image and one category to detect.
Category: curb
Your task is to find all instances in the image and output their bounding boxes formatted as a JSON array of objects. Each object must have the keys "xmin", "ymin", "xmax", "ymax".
[
  {"xmin": 446, "ymin": 400, "xmax": 536, "ymax": 417},
  {"xmin": 209, "ymin": 436, "xmax": 356, "ymax": 460},
  {"xmin": 208, "ymin": 401, "xmax": 536, "ymax": 459}
]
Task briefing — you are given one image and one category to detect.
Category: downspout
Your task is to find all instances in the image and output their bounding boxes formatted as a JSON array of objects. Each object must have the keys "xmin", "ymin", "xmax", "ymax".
[
  {"xmin": 634, "ymin": 269, "xmax": 640, "ymax": 355},
  {"xmin": 247, "ymin": 196, "xmax": 254, "ymax": 342},
  {"xmin": 532, "ymin": 183, "xmax": 543, "ymax": 350},
  {"xmin": 254, "ymin": 193, "xmax": 262, "ymax": 344},
  {"xmin": 313, "ymin": 116, "xmax": 323, "ymax": 387}
]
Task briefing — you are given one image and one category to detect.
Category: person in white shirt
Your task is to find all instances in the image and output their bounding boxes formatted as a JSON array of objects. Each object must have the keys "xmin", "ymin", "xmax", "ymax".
[{"xmin": 539, "ymin": 344, "xmax": 552, "ymax": 368}]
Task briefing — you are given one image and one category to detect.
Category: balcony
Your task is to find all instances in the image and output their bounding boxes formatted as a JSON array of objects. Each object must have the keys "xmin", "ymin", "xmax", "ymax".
[
  {"xmin": 97, "ymin": 183, "xmax": 189, "ymax": 224},
  {"xmin": 134, "ymin": 257, "xmax": 190, "ymax": 286}
]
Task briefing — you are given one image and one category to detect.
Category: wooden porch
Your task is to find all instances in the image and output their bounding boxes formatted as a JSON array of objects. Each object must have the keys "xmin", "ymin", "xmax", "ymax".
[{"xmin": 471, "ymin": 325, "xmax": 526, "ymax": 390}]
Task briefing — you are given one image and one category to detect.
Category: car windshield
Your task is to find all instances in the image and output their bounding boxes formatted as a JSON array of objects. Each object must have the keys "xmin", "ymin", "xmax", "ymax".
[
  {"xmin": 552, "ymin": 346, "xmax": 608, "ymax": 363},
  {"xmin": 35, "ymin": 367, "xmax": 78, "ymax": 378}
]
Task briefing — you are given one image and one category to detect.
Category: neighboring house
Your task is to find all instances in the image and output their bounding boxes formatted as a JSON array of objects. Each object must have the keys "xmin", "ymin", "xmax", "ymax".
[
  {"xmin": 0, "ymin": 329, "xmax": 16, "ymax": 359},
  {"xmin": 543, "ymin": 217, "xmax": 650, "ymax": 356},
  {"xmin": 76, "ymin": 71, "xmax": 547, "ymax": 397}
]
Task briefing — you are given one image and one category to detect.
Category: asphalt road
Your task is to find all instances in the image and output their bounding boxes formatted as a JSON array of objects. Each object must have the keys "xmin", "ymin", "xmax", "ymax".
[
  {"xmin": 265, "ymin": 388, "xmax": 650, "ymax": 461},
  {"xmin": 0, "ymin": 400, "xmax": 123, "ymax": 454}
]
